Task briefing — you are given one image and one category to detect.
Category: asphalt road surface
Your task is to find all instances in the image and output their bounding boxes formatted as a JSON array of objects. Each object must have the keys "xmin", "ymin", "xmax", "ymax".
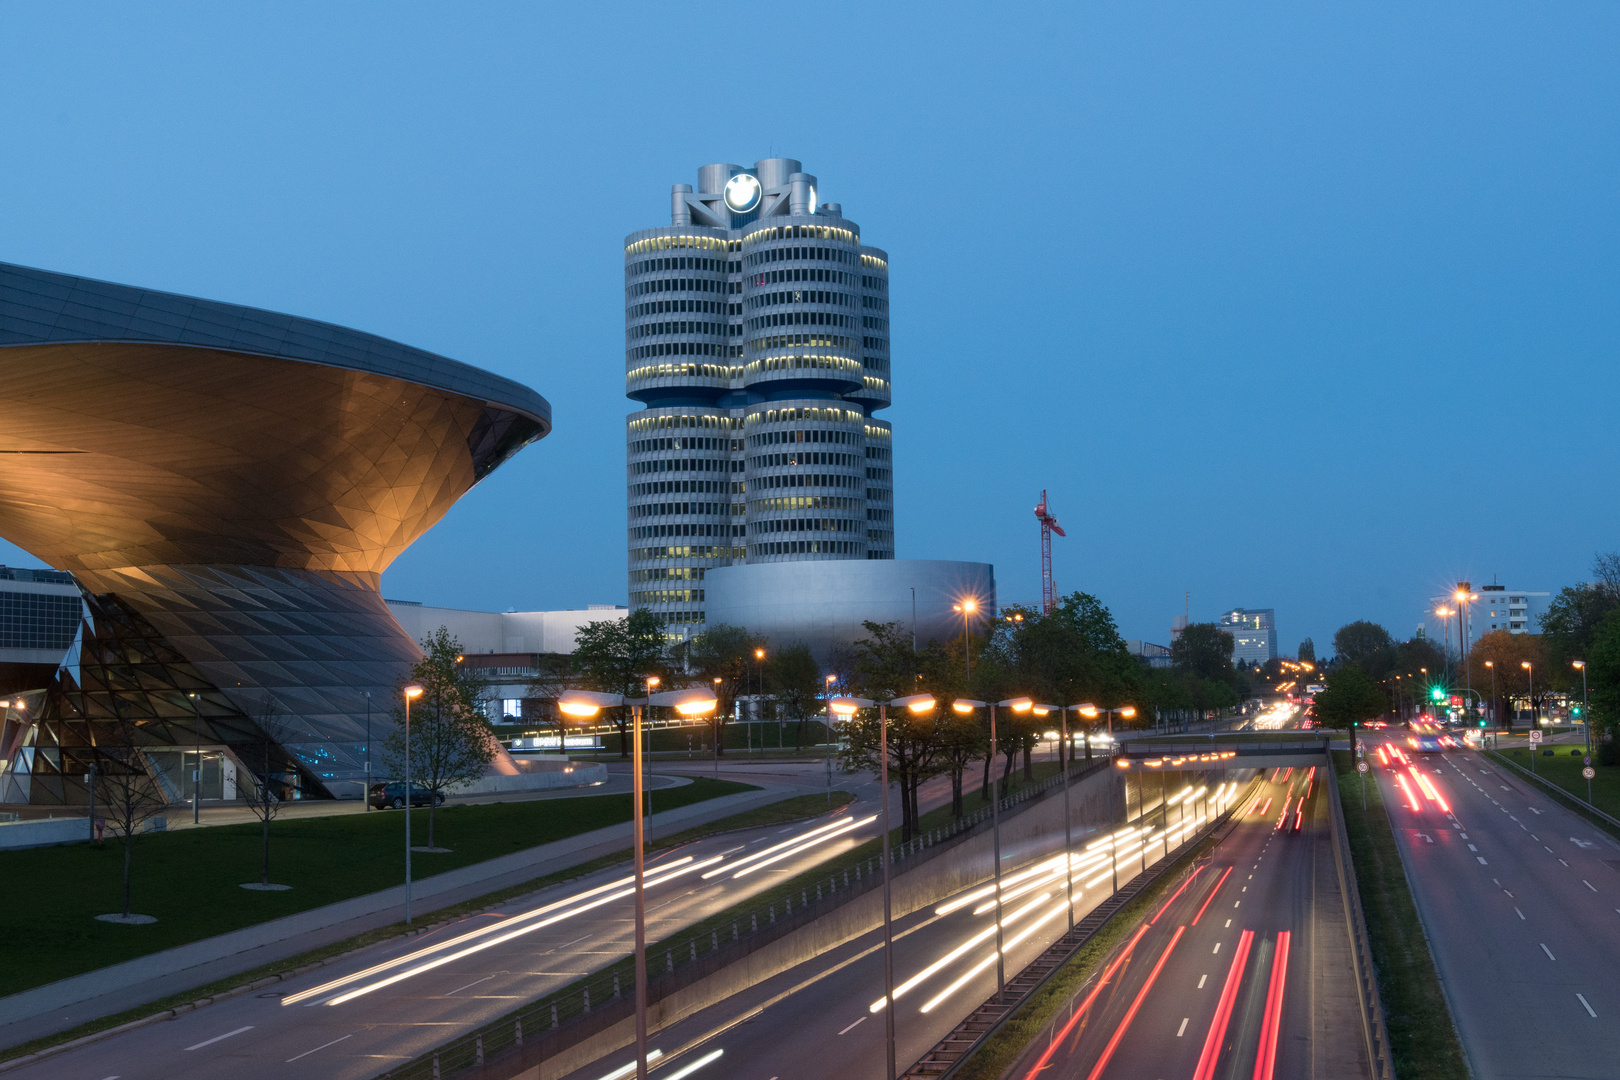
[
  {"xmin": 1368, "ymin": 734, "xmax": 1620, "ymax": 1080},
  {"xmin": 558, "ymin": 775, "xmax": 1260, "ymax": 1080},
  {"xmin": 5, "ymin": 799, "xmax": 885, "ymax": 1080}
]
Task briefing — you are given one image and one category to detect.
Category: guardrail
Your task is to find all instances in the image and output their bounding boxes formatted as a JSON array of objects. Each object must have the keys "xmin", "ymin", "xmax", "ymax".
[
  {"xmin": 377, "ymin": 760, "xmax": 1108, "ymax": 1080},
  {"xmin": 1326, "ymin": 754, "xmax": 1395, "ymax": 1080},
  {"xmin": 1485, "ymin": 750, "xmax": 1620, "ymax": 831}
]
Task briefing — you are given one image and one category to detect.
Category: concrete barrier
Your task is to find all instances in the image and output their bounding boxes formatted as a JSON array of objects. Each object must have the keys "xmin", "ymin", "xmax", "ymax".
[{"xmin": 449, "ymin": 761, "xmax": 608, "ymax": 797}]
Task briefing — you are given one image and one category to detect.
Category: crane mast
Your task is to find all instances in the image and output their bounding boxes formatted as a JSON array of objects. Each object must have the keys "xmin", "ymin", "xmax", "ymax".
[{"xmin": 1034, "ymin": 490, "xmax": 1066, "ymax": 614}]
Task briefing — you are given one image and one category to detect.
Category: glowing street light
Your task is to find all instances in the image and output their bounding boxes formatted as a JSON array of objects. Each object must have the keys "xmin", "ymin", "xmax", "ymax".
[
  {"xmin": 829, "ymin": 693, "xmax": 934, "ymax": 1080},
  {"xmin": 556, "ymin": 684, "xmax": 716, "ymax": 1080},
  {"xmin": 952, "ymin": 597, "xmax": 981, "ymax": 682},
  {"xmin": 402, "ymin": 683, "xmax": 424, "ymax": 924}
]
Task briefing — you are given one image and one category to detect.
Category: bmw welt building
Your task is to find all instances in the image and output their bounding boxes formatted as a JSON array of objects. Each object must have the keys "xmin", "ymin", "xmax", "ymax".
[
  {"xmin": 624, "ymin": 158, "xmax": 992, "ymax": 651},
  {"xmin": 0, "ymin": 262, "xmax": 549, "ymax": 805}
]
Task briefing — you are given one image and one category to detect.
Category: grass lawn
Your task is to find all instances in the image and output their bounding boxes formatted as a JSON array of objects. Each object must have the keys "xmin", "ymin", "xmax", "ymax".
[
  {"xmin": 1489, "ymin": 743, "xmax": 1620, "ymax": 818},
  {"xmin": 0, "ymin": 777, "xmax": 752, "ymax": 999},
  {"xmin": 1332, "ymin": 751, "xmax": 1468, "ymax": 1080}
]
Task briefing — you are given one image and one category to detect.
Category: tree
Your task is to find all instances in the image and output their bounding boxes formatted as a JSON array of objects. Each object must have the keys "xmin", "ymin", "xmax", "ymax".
[
  {"xmin": 384, "ymin": 627, "xmax": 497, "ymax": 850},
  {"xmin": 1586, "ymin": 609, "xmax": 1620, "ymax": 764},
  {"xmin": 1333, "ymin": 621, "xmax": 1395, "ymax": 674},
  {"xmin": 1298, "ymin": 638, "xmax": 1316, "ymax": 663},
  {"xmin": 91, "ymin": 715, "xmax": 168, "ymax": 922},
  {"xmin": 1541, "ymin": 552, "xmax": 1620, "ymax": 688},
  {"xmin": 765, "ymin": 642, "xmax": 823, "ymax": 748},
  {"xmin": 1311, "ymin": 666, "xmax": 1385, "ymax": 729},
  {"xmin": 842, "ymin": 621, "xmax": 937, "ymax": 840},
  {"xmin": 571, "ymin": 609, "xmax": 670, "ymax": 757},
  {"xmin": 1172, "ymin": 624, "xmax": 1235, "ymax": 682},
  {"xmin": 681, "ymin": 623, "xmax": 762, "ymax": 754},
  {"xmin": 1467, "ymin": 630, "xmax": 1546, "ymax": 726},
  {"xmin": 237, "ymin": 696, "xmax": 296, "ymax": 889}
]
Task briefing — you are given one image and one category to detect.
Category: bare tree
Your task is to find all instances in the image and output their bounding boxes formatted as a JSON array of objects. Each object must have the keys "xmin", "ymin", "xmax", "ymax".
[
  {"xmin": 92, "ymin": 716, "xmax": 168, "ymax": 922},
  {"xmin": 237, "ymin": 697, "xmax": 294, "ymax": 890}
]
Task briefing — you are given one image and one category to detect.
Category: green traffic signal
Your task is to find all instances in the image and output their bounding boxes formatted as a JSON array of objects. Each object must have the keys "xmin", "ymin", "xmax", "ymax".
[{"xmin": 1430, "ymin": 686, "xmax": 1445, "ymax": 702}]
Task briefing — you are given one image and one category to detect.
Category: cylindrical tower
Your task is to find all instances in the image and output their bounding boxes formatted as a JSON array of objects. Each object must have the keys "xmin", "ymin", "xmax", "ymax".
[{"xmin": 625, "ymin": 159, "xmax": 894, "ymax": 642}]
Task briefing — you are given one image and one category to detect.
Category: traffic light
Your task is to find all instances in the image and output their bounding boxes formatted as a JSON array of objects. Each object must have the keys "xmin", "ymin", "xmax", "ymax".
[
  {"xmin": 1479, "ymin": 718, "xmax": 1487, "ymax": 727},
  {"xmin": 1430, "ymin": 686, "xmax": 1446, "ymax": 703}
]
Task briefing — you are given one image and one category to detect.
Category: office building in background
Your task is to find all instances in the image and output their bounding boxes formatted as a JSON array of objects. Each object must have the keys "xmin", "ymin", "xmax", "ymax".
[
  {"xmin": 624, "ymin": 158, "xmax": 894, "ymax": 642},
  {"xmin": 1219, "ymin": 607, "xmax": 1277, "ymax": 666}
]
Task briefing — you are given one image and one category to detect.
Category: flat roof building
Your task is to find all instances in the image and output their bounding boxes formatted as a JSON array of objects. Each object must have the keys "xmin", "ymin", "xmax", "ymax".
[{"xmin": 1218, "ymin": 608, "xmax": 1277, "ymax": 666}]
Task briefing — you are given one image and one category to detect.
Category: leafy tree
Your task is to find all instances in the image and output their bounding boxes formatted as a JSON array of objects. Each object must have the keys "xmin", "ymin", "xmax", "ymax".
[
  {"xmin": 1540, "ymin": 552, "xmax": 1620, "ymax": 690},
  {"xmin": 1587, "ymin": 609, "xmax": 1620, "ymax": 763},
  {"xmin": 841, "ymin": 621, "xmax": 936, "ymax": 839},
  {"xmin": 383, "ymin": 627, "xmax": 497, "ymax": 850},
  {"xmin": 571, "ymin": 609, "xmax": 670, "ymax": 757},
  {"xmin": 1172, "ymin": 623, "xmax": 1235, "ymax": 682},
  {"xmin": 1311, "ymin": 665, "xmax": 1385, "ymax": 729},
  {"xmin": 680, "ymin": 623, "xmax": 763, "ymax": 754},
  {"xmin": 1333, "ymin": 621, "xmax": 1395, "ymax": 674},
  {"xmin": 1467, "ymin": 630, "xmax": 1546, "ymax": 726},
  {"xmin": 765, "ymin": 642, "xmax": 823, "ymax": 748},
  {"xmin": 1298, "ymin": 638, "xmax": 1316, "ymax": 663}
]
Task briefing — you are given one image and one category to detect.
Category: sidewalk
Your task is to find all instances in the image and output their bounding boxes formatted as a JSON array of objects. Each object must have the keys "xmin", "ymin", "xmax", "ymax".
[{"xmin": 0, "ymin": 779, "xmax": 787, "ymax": 1051}]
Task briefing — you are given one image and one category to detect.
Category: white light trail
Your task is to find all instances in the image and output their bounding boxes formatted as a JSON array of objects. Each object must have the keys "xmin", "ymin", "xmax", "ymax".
[
  {"xmin": 869, "ymin": 892, "xmax": 1054, "ymax": 1012},
  {"xmin": 729, "ymin": 816, "xmax": 876, "ymax": 879},
  {"xmin": 700, "ymin": 815, "xmax": 870, "ymax": 880}
]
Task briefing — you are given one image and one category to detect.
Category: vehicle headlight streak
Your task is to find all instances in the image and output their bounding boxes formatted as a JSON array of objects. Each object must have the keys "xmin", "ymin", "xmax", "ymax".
[
  {"xmin": 701, "ymin": 815, "xmax": 874, "ymax": 880},
  {"xmin": 868, "ymin": 891, "xmax": 1054, "ymax": 1013},
  {"xmin": 310, "ymin": 855, "xmax": 726, "ymax": 1007},
  {"xmin": 725, "ymin": 819, "xmax": 874, "ymax": 880},
  {"xmin": 919, "ymin": 896, "xmax": 1071, "ymax": 1013}
]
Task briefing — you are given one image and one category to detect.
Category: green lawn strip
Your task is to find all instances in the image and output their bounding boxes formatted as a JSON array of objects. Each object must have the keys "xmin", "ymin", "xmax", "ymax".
[
  {"xmin": 1332, "ymin": 751, "xmax": 1468, "ymax": 1080},
  {"xmin": 0, "ymin": 777, "xmax": 753, "ymax": 1000},
  {"xmin": 0, "ymin": 787, "xmax": 849, "ymax": 1068},
  {"xmin": 946, "ymin": 829, "xmax": 1229, "ymax": 1080},
  {"xmin": 1486, "ymin": 745, "xmax": 1620, "ymax": 823}
]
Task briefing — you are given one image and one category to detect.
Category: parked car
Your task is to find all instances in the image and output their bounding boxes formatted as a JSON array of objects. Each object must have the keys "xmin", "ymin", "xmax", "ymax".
[{"xmin": 368, "ymin": 781, "xmax": 444, "ymax": 810}]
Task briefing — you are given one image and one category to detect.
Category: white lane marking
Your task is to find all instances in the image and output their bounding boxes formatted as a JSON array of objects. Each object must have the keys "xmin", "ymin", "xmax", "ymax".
[
  {"xmin": 1515, "ymin": 907, "xmax": 1525, "ymax": 920},
  {"xmin": 1213, "ymin": 942, "xmax": 1222, "ymax": 953},
  {"xmin": 1198, "ymin": 974, "xmax": 1208, "ymax": 988},
  {"xmin": 1586, "ymin": 880, "xmax": 1598, "ymax": 892},
  {"xmin": 1477, "ymin": 857, "xmax": 1489, "ymax": 865},
  {"xmin": 185, "ymin": 1026, "xmax": 254, "ymax": 1051},
  {"xmin": 1242, "ymin": 887, "xmax": 1247, "ymax": 892},
  {"xmin": 1177, "ymin": 1017, "xmax": 1189, "ymax": 1036},
  {"xmin": 286, "ymin": 1033, "xmax": 353, "ymax": 1062},
  {"xmin": 1234, "ymin": 901, "xmax": 1241, "ymax": 908},
  {"xmin": 1541, "ymin": 943, "xmax": 1556, "ymax": 961},
  {"xmin": 1545, "ymin": 847, "xmax": 1554, "ymax": 854},
  {"xmin": 1560, "ymin": 859, "xmax": 1570, "ymax": 867},
  {"xmin": 838, "ymin": 1016, "xmax": 867, "ymax": 1035},
  {"xmin": 1578, "ymin": 994, "xmax": 1597, "ymax": 1018},
  {"xmin": 444, "ymin": 974, "xmax": 497, "ymax": 996},
  {"xmin": 1468, "ymin": 845, "xmax": 1478, "ymax": 852},
  {"xmin": 1224, "ymin": 919, "xmax": 1232, "ymax": 928}
]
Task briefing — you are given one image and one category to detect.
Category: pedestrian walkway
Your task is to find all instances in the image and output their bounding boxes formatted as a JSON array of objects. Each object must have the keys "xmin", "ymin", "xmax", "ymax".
[{"xmin": 0, "ymin": 779, "xmax": 786, "ymax": 1051}]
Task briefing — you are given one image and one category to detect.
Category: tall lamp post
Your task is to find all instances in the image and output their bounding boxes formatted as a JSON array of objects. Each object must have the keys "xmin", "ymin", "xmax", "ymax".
[
  {"xmin": 558, "ymin": 684, "xmax": 717, "ymax": 1080},
  {"xmin": 951, "ymin": 696, "xmax": 1032, "ymax": 1006},
  {"xmin": 1078, "ymin": 704, "xmax": 1138, "ymax": 757},
  {"xmin": 824, "ymin": 672, "xmax": 837, "ymax": 803},
  {"xmin": 952, "ymin": 598, "xmax": 979, "ymax": 683},
  {"xmin": 364, "ymin": 691, "xmax": 373, "ymax": 812},
  {"xmin": 1036, "ymin": 704, "xmax": 1075, "ymax": 929},
  {"xmin": 830, "ymin": 692, "xmax": 936, "ymax": 1080},
  {"xmin": 1436, "ymin": 607, "xmax": 1453, "ymax": 685},
  {"xmin": 1573, "ymin": 660, "xmax": 1590, "ymax": 759},
  {"xmin": 402, "ymin": 683, "xmax": 424, "ymax": 924},
  {"xmin": 1484, "ymin": 662, "xmax": 1496, "ymax": 745},
  {"xmin": 1455, "ymin": 587, "xmax": 1477, "ymax": 726}
]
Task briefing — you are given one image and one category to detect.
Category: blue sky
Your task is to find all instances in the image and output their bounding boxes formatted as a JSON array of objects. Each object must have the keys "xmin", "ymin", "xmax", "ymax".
[{"xmin": 2, "ymin": 3, "xmax": 1616, "ymax": 653}]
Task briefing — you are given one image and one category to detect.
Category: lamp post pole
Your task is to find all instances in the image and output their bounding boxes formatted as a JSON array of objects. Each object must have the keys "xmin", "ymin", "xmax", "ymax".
[
  {"xmin": 191, "ymin": 692, "xmax": 201, "ymax": 825},
  {"xmin": 878, "ymin": 700, "xmax": 897, "ymax": 1080},
  {"xmin": 825, "ymin": 673, "xmax": 837, "ymax": 805},
  {"xmin": 403, "ymin": 684, "xmax": 423, "ymax": 924},
  {"xmin": 1060, "ymin": 706, "xmax": 1074, "ymax": 929},
  {"xmin": 988, "ymin": 699, "xmax": 1005, "ymax": 1001},
  {"xmin": 365, "ymin": 692, "xmax": 372, "ymax": 812},
  {"xmin": 631, "ymin": 697, "xmax": 648, "ymax": 1080}
]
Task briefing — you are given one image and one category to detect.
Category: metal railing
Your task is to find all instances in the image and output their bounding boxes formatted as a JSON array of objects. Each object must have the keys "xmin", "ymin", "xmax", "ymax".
[{"xmin": 1326, "ymin": 754, "xmax": 1395, "ymax": 1080}]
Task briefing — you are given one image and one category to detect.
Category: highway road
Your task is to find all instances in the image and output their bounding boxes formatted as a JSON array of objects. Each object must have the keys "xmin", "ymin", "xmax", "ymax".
[
  {"xmin": 4, "ymin": 783, "xmax": 888, "ymax": 1080},
  {"xmin": 1367, "ymin": 733, "xmax": 1620, "ymax": 1080},
  {"xmin": 557, "ymin": 774, "xmax": 1258, "ymax": 1080}
]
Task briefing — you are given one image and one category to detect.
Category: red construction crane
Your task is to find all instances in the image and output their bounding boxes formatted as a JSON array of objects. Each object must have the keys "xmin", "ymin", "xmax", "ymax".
[{"xmin": 1034, "ymin": 489, "xmax": 1066, "ymax": 614}]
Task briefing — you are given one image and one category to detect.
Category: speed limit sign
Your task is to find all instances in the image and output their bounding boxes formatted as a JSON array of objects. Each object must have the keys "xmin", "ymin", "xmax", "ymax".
[
  {"xmin": 1357, "ymin": 761, "xmax": 1370, "ymax": 773},
  {"xmin": 1583, "ymin": 767, "xmax": 1596, "ymax": 780}
]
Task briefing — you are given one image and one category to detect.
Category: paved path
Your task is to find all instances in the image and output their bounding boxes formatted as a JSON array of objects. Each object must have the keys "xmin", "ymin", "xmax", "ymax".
[{"xmin": 0, "ymin": 776, "xmax": 778, "ymax": 1052}]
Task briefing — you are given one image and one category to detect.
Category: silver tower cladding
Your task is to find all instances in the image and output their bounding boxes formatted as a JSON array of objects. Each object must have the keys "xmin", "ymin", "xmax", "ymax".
[{"xmin": 625, "ymin": 158, "xmax": 893, "ymax": 641}]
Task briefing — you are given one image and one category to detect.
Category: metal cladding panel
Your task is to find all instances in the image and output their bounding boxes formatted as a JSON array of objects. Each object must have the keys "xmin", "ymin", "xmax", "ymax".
[
  {"xmin": 704, "ymin": 559, "xmax": 995, "ymax": 661},
  {"xmin": 0, "ymin": 261, "xmax": 550, "ymax": 427}
]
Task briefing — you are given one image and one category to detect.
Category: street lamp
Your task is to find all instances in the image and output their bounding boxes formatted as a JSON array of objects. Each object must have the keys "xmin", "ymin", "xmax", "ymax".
[
  {"xmin": 402, "ymin": 683, "xmax": 424, "ymax": 924},
  {"xmin": 1573, "ymin": 660, "xmax": 1590, "ymax": 765},
  {"xmin": 1077, "ymin": 704, "xmax": 1137, "ymax": 754},
  {"xmin": 824, "ymin": 673, "xmax": 838, "ymax": 802},
  {"xmin": 1521, "ymin": 660, "xmax": 1535, "ymax": 727},
  {"xmin": 952, "ymin": 598, "xmax": 980, "ymax": 682},
  {"xmin": 1435, "ymin": 607, "xmax": 1453, "ymax": 685},
  {"xmin": 950, "ymin": 695, "xmax": 1031, "ymax": 1007},
  {"xmin": 557, "ymin": 683, "xmax": 717, "ymax": 1080},
  {"xmin": 1035, "ymin": 704, "xmax": 1075, "ymax": 929},
  {"xmin": 830, "ymin": 692, "xmax": 936, "ymax": 1080},
  {"xmin": 1484, "ymin": 662, "xmax": 1496, "ymax": 742}
]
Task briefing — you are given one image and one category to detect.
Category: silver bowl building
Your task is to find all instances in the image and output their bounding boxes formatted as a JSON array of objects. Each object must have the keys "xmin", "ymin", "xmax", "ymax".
[{"xmin": 0, "ymin": 262, "xmax": 549, "ymax": 804}]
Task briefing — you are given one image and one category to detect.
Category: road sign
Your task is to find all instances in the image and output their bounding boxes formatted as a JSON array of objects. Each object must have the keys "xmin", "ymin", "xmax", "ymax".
[
  {"xmin": 1583, "ymin": 767, "xmax": 1596, "ymax": 780},
  {"xmin": 1357, "ymin": 761, "xmax": 1370, "ymax": 773},
  {"xmin": 1356, "ymin": 739, "xmax": 1365, "ymax": 754},
  {"xmin": 1528, "ymin": 730, "xmax": 1543, "ymax": 743}
]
